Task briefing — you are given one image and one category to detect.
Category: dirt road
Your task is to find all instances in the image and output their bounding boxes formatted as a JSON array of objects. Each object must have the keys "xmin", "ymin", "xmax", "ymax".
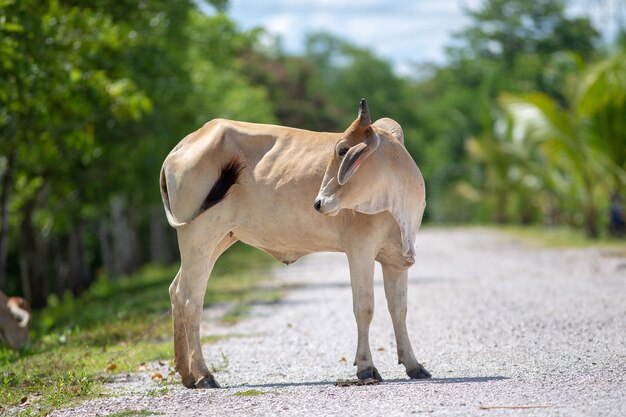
[{"xmin": 52, "ymin": 228, "xmax": 626, "ymax": 416}]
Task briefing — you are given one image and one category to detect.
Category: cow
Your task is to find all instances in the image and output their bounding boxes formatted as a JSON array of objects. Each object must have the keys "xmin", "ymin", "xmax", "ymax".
[
  {"xmin": 0, "ymin": 291, "xmax": 30, "ymax": 350},
  {"xmin": 160, "ymin": 99, "xmax": 430, "ymax": 388}
]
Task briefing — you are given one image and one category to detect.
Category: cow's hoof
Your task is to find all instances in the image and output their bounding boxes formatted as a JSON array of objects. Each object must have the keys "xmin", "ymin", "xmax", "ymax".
[
  {"xmin": 407, "ymin": 365, "xmax": 432, "ymax": 380},
  {"xmin": 357, "ymin": 367, "xmax": 383, "ymax": 382},
  {"xmin": 182, "ymin": 376, "xmax": 197, "ymax": 389},
  {"xmin": 196, "ymin": 375, "xmax": 221, "ymax": 389}
]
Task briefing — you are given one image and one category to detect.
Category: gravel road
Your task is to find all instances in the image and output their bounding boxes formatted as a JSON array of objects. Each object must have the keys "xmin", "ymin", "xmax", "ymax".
[{"xmin": 51, "ymin": 228, "xmax": 626, "ymax": 417}]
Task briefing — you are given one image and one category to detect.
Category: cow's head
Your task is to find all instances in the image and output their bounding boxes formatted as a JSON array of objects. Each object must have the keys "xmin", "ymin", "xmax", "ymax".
[
  {"xmin": 313, "ymin": 99, "xmax": 381, "ymax": 216},
  {"xmin": 314, "ymin": 99, "xmax": 426, "ymax": 261}
]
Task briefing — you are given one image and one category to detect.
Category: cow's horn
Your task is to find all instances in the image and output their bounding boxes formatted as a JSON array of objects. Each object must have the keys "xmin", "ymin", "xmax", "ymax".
[{"xmin": 358, "ymin": 98, "xmax": 371, "ymax": 127}]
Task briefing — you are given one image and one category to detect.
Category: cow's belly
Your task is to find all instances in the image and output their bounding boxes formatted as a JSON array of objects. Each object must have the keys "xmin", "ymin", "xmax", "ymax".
[{"xmin": 231, "ymin": 210, "xmax": 344, "ymax": 264}]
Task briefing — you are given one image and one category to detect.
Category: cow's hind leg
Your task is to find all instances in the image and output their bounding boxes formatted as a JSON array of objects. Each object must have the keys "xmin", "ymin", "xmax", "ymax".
[
  {"xmin": 382, "ymin": 264, "xmax": 431, "ymax": 379},
  {"xmin": 172, "ymin": 228, "xmax": 237, "ymax": 388},
  {"xmin": 169, "ymin": 270, "xmax": 195, "ymax": 388},
  {"xmin": 346, "ymin": 249, "xmax": 381, "ymax": 382}
]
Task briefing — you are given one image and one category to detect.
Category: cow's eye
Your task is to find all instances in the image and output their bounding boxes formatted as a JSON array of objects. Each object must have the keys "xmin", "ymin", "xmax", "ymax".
[{"xmin": 337, "ymin": 147, "xmax": 349, "ymax": 158}]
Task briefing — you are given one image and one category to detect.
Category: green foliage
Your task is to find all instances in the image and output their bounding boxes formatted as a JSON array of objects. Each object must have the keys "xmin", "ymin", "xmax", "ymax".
[
  {"xmin": 0, "ymin": 0, "xmax": 151, "ymax": 192},
  {"xmin": 497, "ymin": 225, "xmax": 626, "ymax": 249},
  {"xmin": 104, "ymin": 411, "xmax": 162, "ymax": 417},
  {"xmin": 576, "ymin": 51, "xmax": 626, "ymax": 188},
  {"xmin": 0, "ymin": 0, "xmax": 278, "ymax": 302},
  {"xmin": 304, "ymin": 33, "xmax": 410, "ymax": 126},
  {"xmin": 495, "ymin": 51, "xmax": 626, "ymax": 237},
  {"xmin": 405, "ymin": 0, "xmax": 605, "ymax": 223},
  {"xmin": 413, "ymin": 0, "xmax": 624, "ymax": 234}
]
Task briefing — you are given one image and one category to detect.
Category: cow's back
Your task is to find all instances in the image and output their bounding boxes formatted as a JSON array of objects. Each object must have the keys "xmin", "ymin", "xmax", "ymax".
[
  {"xmin": 163, "ymin": 119, "xmax": 405, "ymax": 265},
  {"xmin": 216, "ymin": 121, "xmax": 350, "ymax": 258}
]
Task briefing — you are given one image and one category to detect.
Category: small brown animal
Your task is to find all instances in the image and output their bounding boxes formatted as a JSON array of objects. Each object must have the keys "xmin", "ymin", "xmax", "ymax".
[{"xmin": 0, "ymin": 291, "xmax": 30, "ymax": 350}]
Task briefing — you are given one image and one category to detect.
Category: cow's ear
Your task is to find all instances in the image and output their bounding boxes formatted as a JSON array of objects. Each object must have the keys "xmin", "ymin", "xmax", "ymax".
[
  {"xmin": 337, "ymin": 129, "xmax": 380, "ymax": 185},
  {"xmin": 337, "ymin": 143, "xmax": 368, "ymax": 185}
]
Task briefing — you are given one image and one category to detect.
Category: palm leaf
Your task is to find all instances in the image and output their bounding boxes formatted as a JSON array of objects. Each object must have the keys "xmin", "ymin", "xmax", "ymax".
[{"xmin": 576, "ymin": 52, "xmax": 626, "ymax": 115}]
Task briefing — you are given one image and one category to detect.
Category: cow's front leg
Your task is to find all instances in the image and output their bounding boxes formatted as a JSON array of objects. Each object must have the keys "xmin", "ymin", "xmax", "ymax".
[
  {"xmin": 346, "ymin": 250, "xmax": 381, "ymax": 381},
  {"xmin": 382, "ymin": 264, "xmax": 431, "ymax": 379}
]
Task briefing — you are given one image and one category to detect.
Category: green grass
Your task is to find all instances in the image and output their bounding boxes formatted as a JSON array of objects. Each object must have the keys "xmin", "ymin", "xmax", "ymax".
[
  {"xmin": 0, "ymin": 243, "xmax": 274, "ymax": 416},
  {"xmin": 146, "ymin": 387, "xmax": 170, "ymax": 398},
  {"xmin": 103, "ymin": 411, "xmax": 163, "ymax": 417},
  {"xmin": 230, "ymin": 389, "xmax": 269, "ymax": 397},
  {"xmin": 495, "ymin": 225, "xmax": 626, "ymax": 249}
]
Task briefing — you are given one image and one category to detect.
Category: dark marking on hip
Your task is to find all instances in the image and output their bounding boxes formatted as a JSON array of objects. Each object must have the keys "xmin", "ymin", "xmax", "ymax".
[{"xmin": 197, "ymin": 155, "xmax": 244, "ymax": 215}]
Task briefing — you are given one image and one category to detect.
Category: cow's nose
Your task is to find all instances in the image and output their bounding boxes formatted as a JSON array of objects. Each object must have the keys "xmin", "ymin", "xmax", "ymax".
[{"xmin": 314, "ymin": 199, "xmax": 322, "ymax": 211}]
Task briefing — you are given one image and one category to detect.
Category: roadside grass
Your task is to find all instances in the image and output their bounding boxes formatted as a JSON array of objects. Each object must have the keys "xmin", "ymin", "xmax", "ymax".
[
  {"xmin": 103, "ymin": 411, "xmax": 163, "ymax": 417},
  {"xmin": 0, "ymin": 243, "xmax": 274, "ymax": 416},
  {"xmin": 495, "ymin": 225, "xmax": 626, "ymax": 249},
  {"xmin": 230, "ymin": 389, "xmax": 269, "ymax": 397}
]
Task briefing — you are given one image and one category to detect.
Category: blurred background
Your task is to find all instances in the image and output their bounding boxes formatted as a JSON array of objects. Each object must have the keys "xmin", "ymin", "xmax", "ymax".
[{"xmin": 1, "ymin": 0, "xmax": 625, "ymax": 308}]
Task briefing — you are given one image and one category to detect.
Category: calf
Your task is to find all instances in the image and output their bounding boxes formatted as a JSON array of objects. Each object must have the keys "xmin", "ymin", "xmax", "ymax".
[{"xmin": 161, "ymin": 100, "xmax": 430, "ymax": 388}]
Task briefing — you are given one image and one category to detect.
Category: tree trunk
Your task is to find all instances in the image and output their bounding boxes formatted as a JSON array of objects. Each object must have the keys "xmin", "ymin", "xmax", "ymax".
[
  {"xmin": 494, "ymin": 191, "xmax": 508, "ymax": 224},
  {"xmin": 68, "ymin": 220, "xmax": 90, "ymax": 294},
  {"xmin": 583, "ymin": 204, "xmax": 599, "ymax": 238},
  {"xmin": 149, "ymin": 204, "xmax": 175, "ymax": 264},
  {"xmin": 52, "ymin": 236, "xmax": 69, "ymax": 297},
  {"xmin": 19, "ymin": 197, "xmax": 48, "ymax": 308},
  {"xmin": 545, "ymin": 193, "xmax": 561, "ymax": 227},
  {"xmin": 583, "ymin": 181, "xmax": 599, "ymax": 238},
  {"xmin": 99, "ymin": 219, "xmax": 114, "ymax": 278},
  {"xmin": 110, "ymin": 197, "xmax": 142, "ymax": 277},
  {"xmin": 0, "ymin": 151, "xmax": 15, "ymax": 292}
]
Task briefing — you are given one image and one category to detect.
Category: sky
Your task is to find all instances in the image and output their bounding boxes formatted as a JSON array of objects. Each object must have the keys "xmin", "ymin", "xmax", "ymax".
[{"xmin": 210, "ymin": 0, "xmax": 621, "ymax": 76}]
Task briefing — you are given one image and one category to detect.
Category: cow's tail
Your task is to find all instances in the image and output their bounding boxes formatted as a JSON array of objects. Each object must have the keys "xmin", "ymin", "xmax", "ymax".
[
  {"xmin": 160, "ymin": 167, "xmax": 189, "ymax": 228},
  {"xmin": 160, "ymin": 155, "xmax": 244, "ymax": 229}
]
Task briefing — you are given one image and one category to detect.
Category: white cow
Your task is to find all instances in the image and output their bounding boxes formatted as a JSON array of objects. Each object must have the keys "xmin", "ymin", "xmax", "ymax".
[{"xmin": 160, "ymin": 99, "xmax": 430, "ymax": 388}]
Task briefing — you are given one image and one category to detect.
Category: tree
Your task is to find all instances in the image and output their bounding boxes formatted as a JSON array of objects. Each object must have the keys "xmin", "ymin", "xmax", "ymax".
[
  {"xmin": 576, "ymin": 51, "xmax": 626, "ymax": 195},
  {"xmin": 418, "ymin": 0, "xmax": 601, "ymax": 223},
  {"xmin": 0, "ymin": 0, "xmax": 151, "ymax": 304},
  {"xmin": 0, "ymin": 0, "xmax": 278, "ymax": 306},
  {"xmin": 499, "ymin": 51, "xmax": 626, "ymax": 238},
  {"xmin": 449, "ymin": 0, "xmax": 598, "ymax": 67}
]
